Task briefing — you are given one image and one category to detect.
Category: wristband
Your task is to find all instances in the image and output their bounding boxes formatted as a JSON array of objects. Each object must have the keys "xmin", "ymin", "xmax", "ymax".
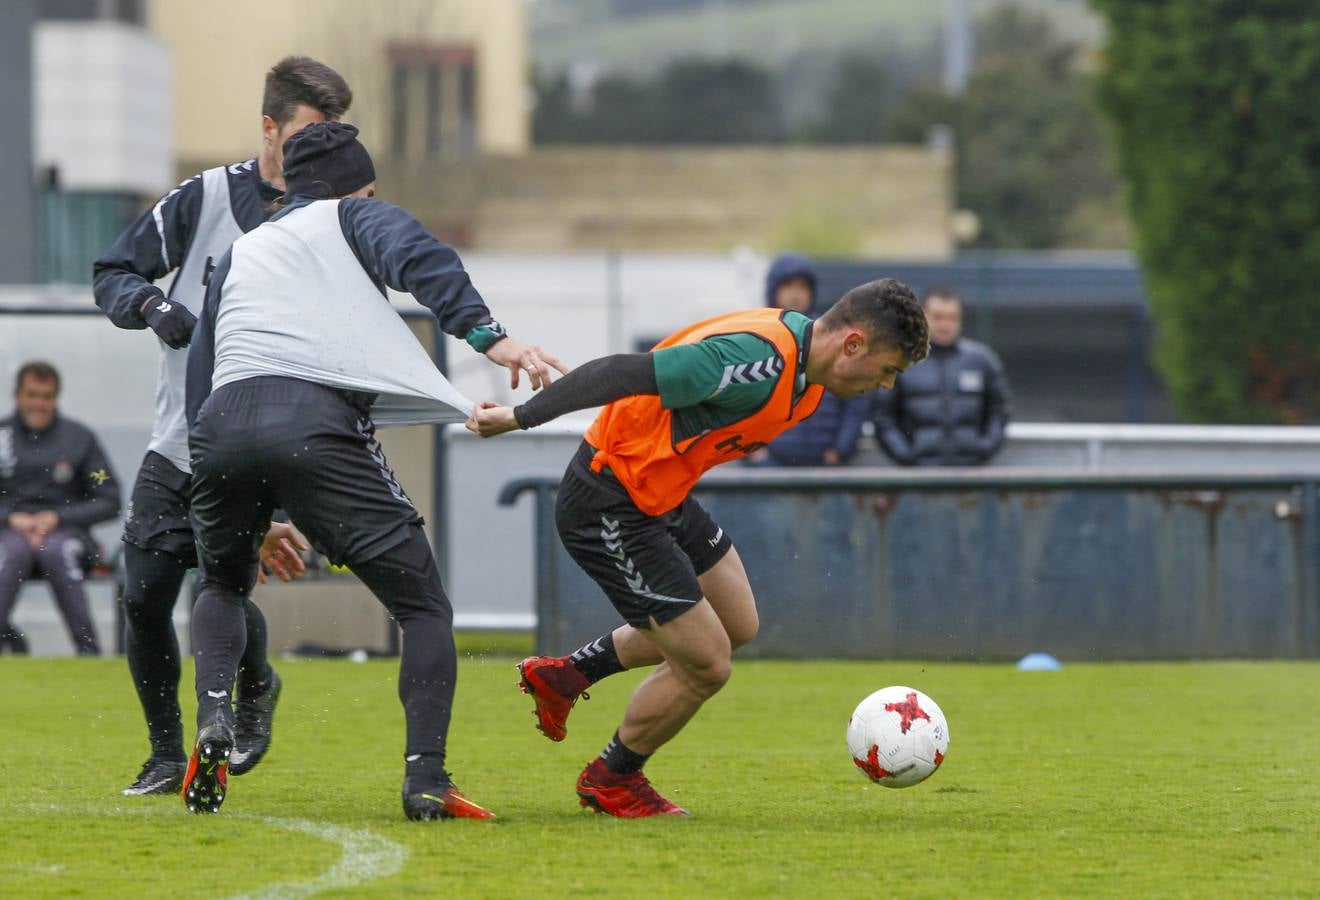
[{"xmin": 466, "ymin": 320, "xmax": 509, "ymax": 353}]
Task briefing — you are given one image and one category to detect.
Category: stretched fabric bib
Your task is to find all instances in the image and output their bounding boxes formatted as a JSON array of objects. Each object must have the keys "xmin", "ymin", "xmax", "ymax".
[{"xmin": 212, "ymin": 199, "xmax": 474, "ymax": 426}]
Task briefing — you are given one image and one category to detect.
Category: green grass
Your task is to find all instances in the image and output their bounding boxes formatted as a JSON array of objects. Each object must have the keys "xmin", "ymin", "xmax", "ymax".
[{"xmin": 2, "ymin": 655, "xmax": 1318, "ymax": 897}]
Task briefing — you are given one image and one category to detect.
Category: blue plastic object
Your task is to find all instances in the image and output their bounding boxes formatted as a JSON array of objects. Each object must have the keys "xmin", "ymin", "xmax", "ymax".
[{"xmin": 1017, "ymin": 652, "xmax": 1063, "ymax": 671}]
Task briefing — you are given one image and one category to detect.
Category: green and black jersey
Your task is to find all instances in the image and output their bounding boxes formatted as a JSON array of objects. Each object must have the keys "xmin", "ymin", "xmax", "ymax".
[{"xmin": 650, "ymin": 310, "xmax": 813, "ymax": 443}]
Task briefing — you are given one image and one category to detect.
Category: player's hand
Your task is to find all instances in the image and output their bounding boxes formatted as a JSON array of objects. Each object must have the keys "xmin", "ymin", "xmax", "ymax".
[
  {"xmin": 140, "ymin": 295, "xmax": 198, "ymax": 349},
  {"xmin": 822, "ymin": 449, "xmax": 843, "ymax": 466},
  {"xmin": 257, "ymin": 521, "xmax": 309, "ymax": 584},
  {"xmin": 484, "ymin": 339, "xmax": 568, "ymax": 391},
  {"xmin": 465, "ymin": 401, "xmax": 521, "ymax": 438}
]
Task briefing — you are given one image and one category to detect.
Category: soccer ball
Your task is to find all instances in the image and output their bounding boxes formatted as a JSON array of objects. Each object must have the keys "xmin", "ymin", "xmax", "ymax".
[{"xmin": 846, "ymin": 685, "xmax": 949, "ymax": 788}]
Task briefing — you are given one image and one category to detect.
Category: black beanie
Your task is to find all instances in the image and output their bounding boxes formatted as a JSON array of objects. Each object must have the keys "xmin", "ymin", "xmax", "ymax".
[{"xmin": 282, "ymin": 122, "xmax": 376, "ymax": 199}]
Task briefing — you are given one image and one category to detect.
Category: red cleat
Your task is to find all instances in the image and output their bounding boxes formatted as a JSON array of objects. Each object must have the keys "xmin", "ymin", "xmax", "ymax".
[
  {"xmin": 576, "ymin": 758, "xmax": 689, "ymax": 818},
  {"xmin": 517, "ymin": 656, "xmax": 590, "ymax": 742}
]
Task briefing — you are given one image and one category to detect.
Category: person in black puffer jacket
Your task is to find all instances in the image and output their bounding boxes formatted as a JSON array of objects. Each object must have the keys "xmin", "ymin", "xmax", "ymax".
[
  {"xmin": 744, "ymin": 253, "xmax": 869, "ymax": 467},
  {"xmin": 871, "ymin": 285, "xmax": 1011, "ymax": 466}
]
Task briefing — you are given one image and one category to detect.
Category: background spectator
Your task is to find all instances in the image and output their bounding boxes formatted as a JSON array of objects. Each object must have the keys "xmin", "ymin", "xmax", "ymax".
[
  {"xmin": 0, "ymin": 362, "xmax": 120, "ymax": 654},
  {"xmin": 871, "ymin": 286, "xmax": 1012, "ymax": 466},
  {"xmin": 745, "ymin": 253, "xmax": 869, "ymax": 467}
]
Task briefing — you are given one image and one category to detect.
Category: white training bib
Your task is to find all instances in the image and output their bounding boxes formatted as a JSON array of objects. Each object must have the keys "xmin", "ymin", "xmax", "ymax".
[{"xmin": 212, "ymin": 199, "xmax": 474, "ymax": 425}]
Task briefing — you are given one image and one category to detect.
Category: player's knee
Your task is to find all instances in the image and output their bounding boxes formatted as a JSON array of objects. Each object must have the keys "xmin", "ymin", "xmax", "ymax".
[
  {"xmin": 681, "ymin": 655, "xmax": 732, "ymax": 698},
  {"xmin": 123, "ymin": 578, "xmax": 169, "ymax": 617},
  {"xmin": 30, "ymin": 537, "xmax": 65, "ymax": 567}
]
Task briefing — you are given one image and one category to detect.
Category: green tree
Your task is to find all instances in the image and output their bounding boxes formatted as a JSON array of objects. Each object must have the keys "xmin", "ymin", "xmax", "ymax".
[
  {"xmin": 653, "ymin": 60, "xmax": 782, "ymax": 143},
  {"xmin": 888, "ymin": 7, "xmax": 1123, "ymax": 249},
  {"xmin": 1094, "ymin": 0, "xmax": 1320, "ymax": 422},
  {"xmin": 532, "ymin": 59, "xmax": 781, "ymax": 144},
  {"xmin": 810, "ymin": 53, "xmax": 897, "ymax": 143}
]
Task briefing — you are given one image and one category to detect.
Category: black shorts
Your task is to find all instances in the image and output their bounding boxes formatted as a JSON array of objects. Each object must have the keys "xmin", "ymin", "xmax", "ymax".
[
  {"xmin": 189, "ymin": 376, "xmax": 422, "ymax": 592},
  {"xmin": 555, "ymin": 442, "xmax": 733, "ymax": 629},
  {"xmin": 122, "ymin": 450, "xmax": 197, "ymax": 563}
]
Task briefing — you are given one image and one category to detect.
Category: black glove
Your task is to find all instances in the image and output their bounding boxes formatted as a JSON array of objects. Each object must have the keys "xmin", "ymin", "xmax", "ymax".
[{"xmin": 140, "ymin": 295, "xmax": 198, "ymax": 349}]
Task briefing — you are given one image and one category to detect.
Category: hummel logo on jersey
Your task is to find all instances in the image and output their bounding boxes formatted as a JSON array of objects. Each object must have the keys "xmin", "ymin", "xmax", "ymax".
[
  {"xmin": 156, "ymin": 301, "xmax": 173, "ymax": 314},
  {"xmin": 712, "ymin": 357, "xmax": 783, "ymax": 397},
  {"xmin": 206, "ymin": 690, "xmax": 228, "ymax": 699}
]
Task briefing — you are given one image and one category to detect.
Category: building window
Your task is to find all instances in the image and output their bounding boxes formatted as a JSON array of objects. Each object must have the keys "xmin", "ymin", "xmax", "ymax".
[{"xmin": 388, "ymin": 43, "xmax": 478, "ymax": 161}]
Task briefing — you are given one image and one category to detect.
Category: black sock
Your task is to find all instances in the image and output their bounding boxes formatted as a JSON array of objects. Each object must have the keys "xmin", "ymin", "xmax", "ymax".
[
  {"xmin": 236, "ymin": 597, "xmax": 273, "ymax": 698},
  {"xmin": 569, "ymin": 633, "xmax": 626, "ymax": 684},
  {"xmin": 600, "ymin": 730, "xmax": 650, "ymax": 775},
  {"xmin": 122, "ymin": 545, "xmax": 189, "ymax": 759},
  {"xmin": 191, "ymin": 581, "xmax": 249, "ymax": 729},
  {"xmin": 404, "ymin": 751, "xmax": 448, "ymax": 782}
]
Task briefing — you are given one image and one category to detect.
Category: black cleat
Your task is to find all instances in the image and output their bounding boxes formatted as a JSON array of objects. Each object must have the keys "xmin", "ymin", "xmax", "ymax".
[
  {"xmin": 230, "ymin": 669, "xmax": 281, "ymax": 776},
  {"xmin": 122, "ymin": 755, "xmax": 187, "ymax": 796},
  {"xmin": 182, "ymin": 721, "xmax": 234, "ymax": 814},
  {"xmin": 401, "ymin": 774, "xmax": 495, "ymax": 821}
]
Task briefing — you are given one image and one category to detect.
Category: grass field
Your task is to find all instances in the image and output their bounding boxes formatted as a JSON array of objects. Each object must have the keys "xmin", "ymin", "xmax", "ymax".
[{"xmin": 2, "ymin": 650, "xmax": 1318, "ymax": 898}]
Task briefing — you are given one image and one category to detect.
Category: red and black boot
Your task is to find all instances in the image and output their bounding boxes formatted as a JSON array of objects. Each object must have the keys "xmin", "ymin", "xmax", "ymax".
[
  {"xmin": 575, "ymin": 758, "xmax": 688, "ymax": 819},
  {"xmin": 517, "ymin": 656, "xmax": 591, "ymax": 742}
]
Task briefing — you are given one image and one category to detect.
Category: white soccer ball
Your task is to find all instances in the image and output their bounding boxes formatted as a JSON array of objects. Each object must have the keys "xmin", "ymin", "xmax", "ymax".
[{"xmin": 846, "ymin": 685, "xmax": 949, "ymax": 789}]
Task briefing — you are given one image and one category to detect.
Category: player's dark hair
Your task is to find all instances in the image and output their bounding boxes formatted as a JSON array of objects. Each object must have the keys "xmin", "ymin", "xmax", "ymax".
[
  {"xmin": 922, "ymin": 284, "xmax": 961, "ymax": 307},
  {"xmin": 820, "ymin": 278, "xmax": 930, "ymax": 363},
  {"xmin": 263, "ymin": 56, "xmax": 353, "ymax": 124},
  {"xmin": 15, "ymin": 360, "xmax": 60, "ymax": 393}
]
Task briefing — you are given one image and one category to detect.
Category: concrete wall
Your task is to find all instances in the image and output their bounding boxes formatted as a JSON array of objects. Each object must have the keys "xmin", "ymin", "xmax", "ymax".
[
  {"xmin": 451, "ymin": 420, "xmax": 1320, "ymax": 632},
  {"xmin": 149, "ymin": 0, "xmax": 529, "ymax": 172},
  {"xmin": 385, "ymin": 145, "xmax": 954, "ymax": 256},
  {"xmin": 524, "ymin": 471, "xmax": 1320, "ymax": 660}
]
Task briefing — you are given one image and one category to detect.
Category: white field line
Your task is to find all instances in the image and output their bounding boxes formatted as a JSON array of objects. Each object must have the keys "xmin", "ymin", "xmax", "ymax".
[
  {"xmin": 228, "ymin": 815, "xmax": 408, "ymax": 899},
  {"xmin": 0, "ymin": 863, "xmax": 65, "ymax": 875},
  {"xmin": 5, "ymin": 803, "xmax": 408, "ymax": 899}
]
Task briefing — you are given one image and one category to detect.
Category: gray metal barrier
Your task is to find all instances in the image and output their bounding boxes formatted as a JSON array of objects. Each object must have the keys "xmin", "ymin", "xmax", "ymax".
[{"xmin": 500, "ymin": 469, "xmax": 1320, "ymax": 661}]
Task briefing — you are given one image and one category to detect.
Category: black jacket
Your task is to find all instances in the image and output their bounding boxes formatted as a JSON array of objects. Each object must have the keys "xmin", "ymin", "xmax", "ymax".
[
  {"xmin": 92, "ymin": 159, "xmax": 281, "ymax": 329},
  {"xmin": 871, "ymin": 339, "xmax": 1011, "ymax": 466},
  {"xmin": 0, "ymin": 413, "xmax": 121, "ymax": 531}
]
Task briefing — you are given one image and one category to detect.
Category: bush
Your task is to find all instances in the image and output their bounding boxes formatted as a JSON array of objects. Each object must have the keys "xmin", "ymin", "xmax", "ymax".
[{"xmin": 1095, "ymin": 0, "xmax": 1320, "ymax": 422}]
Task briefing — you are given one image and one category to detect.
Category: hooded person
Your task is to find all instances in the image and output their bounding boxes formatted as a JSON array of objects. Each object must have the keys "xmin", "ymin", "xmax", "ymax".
[
  {"xmin": 181, "ymin": 121, "xmax": 565, "ymax": 824},
  {"xmin": 744, "ymin": 253, "xmax": 870, "ymax": 467}
]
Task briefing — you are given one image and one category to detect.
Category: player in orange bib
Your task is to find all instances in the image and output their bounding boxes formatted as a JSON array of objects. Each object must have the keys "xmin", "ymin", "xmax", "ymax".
[{"xmin": 466, "ymin": 277, "xmax": 929, "ymax": 817}]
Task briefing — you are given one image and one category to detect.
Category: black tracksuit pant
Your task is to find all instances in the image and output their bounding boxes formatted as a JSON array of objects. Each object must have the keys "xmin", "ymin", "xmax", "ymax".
[{"xmin": 188, "ymin": 376, "xmax": 456, "ymax": 766}]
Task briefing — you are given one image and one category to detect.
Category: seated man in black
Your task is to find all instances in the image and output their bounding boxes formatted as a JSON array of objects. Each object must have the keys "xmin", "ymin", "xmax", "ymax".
[{"xmin": 0, "ymin": 362, "xmax": 121, "ymax": 654}]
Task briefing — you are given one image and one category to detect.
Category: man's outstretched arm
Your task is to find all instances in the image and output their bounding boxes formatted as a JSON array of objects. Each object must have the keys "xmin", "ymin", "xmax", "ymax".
[
  {"xmin": 468, "ymin": 353, "xmax": 657, "ymax": 437},
  {"xmin": 466, "ymin": 334, "xmax": 768, "ymax": 437}
]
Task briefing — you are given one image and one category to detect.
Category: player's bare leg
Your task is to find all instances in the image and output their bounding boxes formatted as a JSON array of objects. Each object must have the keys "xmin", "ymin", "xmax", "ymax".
[
  {"xmin": 518, "ymin": 548, "xmax": 756, "ymax": 740},
  {"xmin": 575, "ymin": 598, "xmax": 730, "ymax": 816},
  {"xmin": 615, "ymin": 599, "xmax": 731, "ymax": 752},
  {"xmin": 613, "ymin": 546, "xmax": 758, "ymax": 664}
]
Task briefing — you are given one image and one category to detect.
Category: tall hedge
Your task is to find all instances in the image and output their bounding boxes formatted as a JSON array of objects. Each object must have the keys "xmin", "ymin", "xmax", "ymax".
[{"xmin": 1094, "ymin": 1, "xmax": 1320, "ymax": 422}]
